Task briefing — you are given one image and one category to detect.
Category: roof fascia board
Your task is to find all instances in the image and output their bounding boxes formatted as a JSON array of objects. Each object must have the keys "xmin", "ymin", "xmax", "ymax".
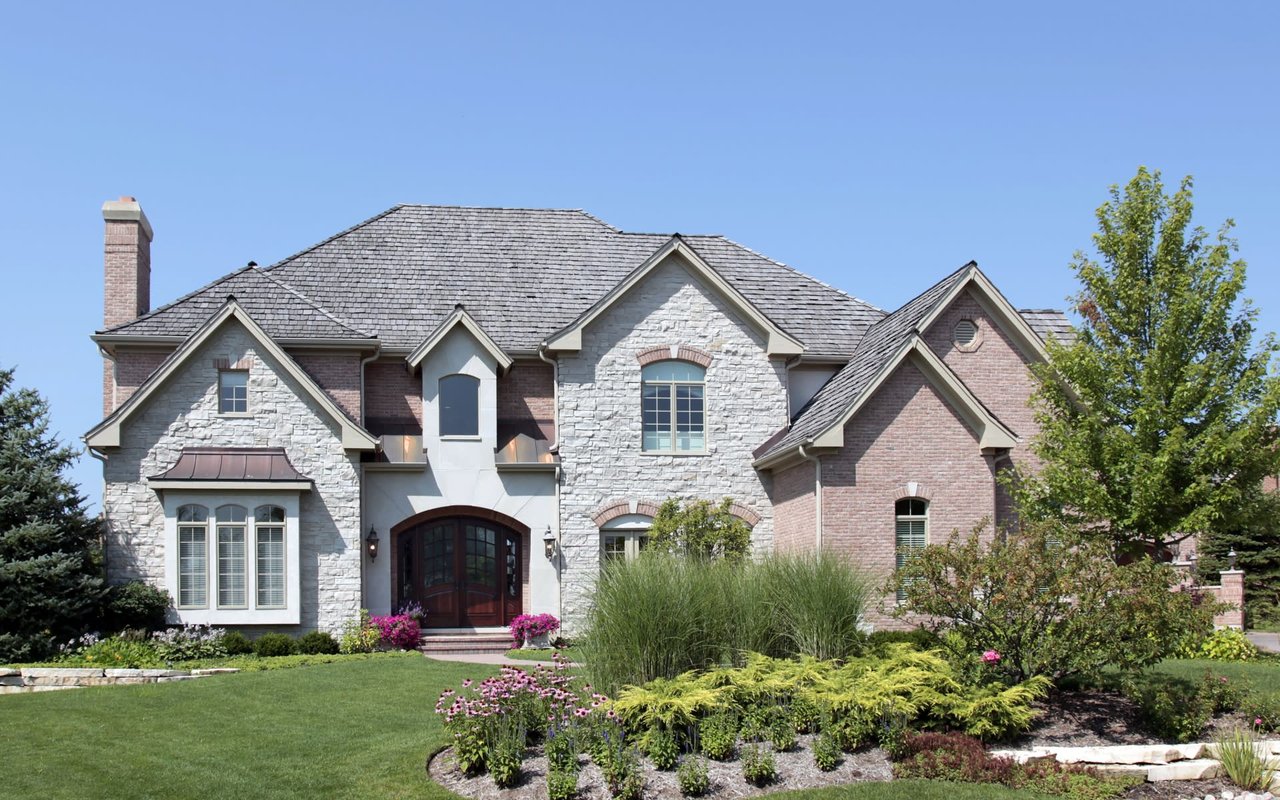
[
  {"xmin": 148, "ymin": 480, "xmax": 313, "ymax": 491},
  {"xmin": 93, "ymin": 333, "xmax": 378, "ymax": 350},
  {"xmin": 545, "ymin": 238, "xmax": 805, "ymax": 356},
  {"xmin": 406, "ymin": 308, "xmax": 514, "ymax": 372},
  {"xmin": 916, "ymin": 268, "xmax": 1051, "ymax": 364},
  {"xmin": 86, "ymin": 301, "xmax": 378, "ymax": 451},
  {"xmin": 808, "ymin": 337, "xmax": 1017, "ymax": 451}
]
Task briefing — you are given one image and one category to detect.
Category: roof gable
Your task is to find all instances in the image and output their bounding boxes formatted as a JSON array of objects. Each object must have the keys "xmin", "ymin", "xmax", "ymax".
[
  {"xmin": 544, "ymin": 236, "xmax": 805, "ymax": 356},
  {"xmin": 918, "ymin": 266, "xmax": 1051, "ymax": 364},
  {"xmin": 86, "ymin": 300, "xmax": 378, "ymax": 451},
  {"xmin": 407, "ymin": 305, "xmax": 513, "ymax": 372}
]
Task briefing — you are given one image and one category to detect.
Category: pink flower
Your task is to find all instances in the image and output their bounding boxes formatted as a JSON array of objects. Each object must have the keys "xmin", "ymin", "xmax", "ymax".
[
  {"xmin": 981, "ymin": 649, "xmax": 1002, "ymax": 664},
  {"xmin": 1256, "ymin": 717, "xmax": 1264, "ymax": 726}
]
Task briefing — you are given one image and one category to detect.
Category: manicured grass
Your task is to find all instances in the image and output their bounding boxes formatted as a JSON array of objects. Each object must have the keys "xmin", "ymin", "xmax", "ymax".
[
  {"xmin": 503, "ymin": 646, "xmax": 582, "ymax": 662},
  {"xmin": 0, "ymin": 652, "xmax": 492, "ymax": 799},
  {"xmin": 769, "ymin": 780, "xmax": 1052, "ymax": 799},
  {"xmin": 1151, "ymin": 657, "xmax": 1280, "ymax": 700}
]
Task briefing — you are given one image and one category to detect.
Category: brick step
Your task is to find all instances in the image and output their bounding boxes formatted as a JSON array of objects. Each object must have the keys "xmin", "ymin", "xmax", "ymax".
[{"xmin": 418, "ymin": 634, "xmax": 513, "ymax": 655}]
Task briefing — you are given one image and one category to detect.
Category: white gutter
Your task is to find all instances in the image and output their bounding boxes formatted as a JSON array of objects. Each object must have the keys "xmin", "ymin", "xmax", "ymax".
[
  {"xmin": 358, "ymin": 343, "xmax": 382, "ymax": 427},
  {"xmin": 358, "ymin": 342, "xmax": 381, "ymax": 614},
  {"xmin": 798, "ymin": 442, "xmax": 823, "ymax": 552}
]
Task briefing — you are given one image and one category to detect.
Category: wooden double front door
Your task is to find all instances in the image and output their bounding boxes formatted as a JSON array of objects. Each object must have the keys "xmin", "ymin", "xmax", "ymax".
[{"xmin": 396, "ymin": 517, "xmax": 522, "ymax": 628}]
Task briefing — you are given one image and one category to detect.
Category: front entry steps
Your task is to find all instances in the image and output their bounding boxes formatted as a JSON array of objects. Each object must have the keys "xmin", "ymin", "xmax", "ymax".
[{"xmin": 418, "ymin": 630, "xmax": 512, "ymax": 656}]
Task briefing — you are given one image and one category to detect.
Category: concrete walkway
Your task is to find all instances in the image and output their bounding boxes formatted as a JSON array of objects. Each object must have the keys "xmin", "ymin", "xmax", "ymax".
[
  {"xmin": 423, "ymin": 652, "xmax": 559, "ymax": 666},
  {"xmin": 1247, "ymin": 630, "xmax": 1280, "ymax": 654}
]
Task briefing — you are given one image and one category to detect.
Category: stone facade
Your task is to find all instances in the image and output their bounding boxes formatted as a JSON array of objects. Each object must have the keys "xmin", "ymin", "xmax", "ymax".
[
  {"xmin": 555, "ymin": 254, "xmax": 788, "ymax": 629},
  {"xmin": 102, "ymin": 318, "xmax": 362, "ymax": 634}
]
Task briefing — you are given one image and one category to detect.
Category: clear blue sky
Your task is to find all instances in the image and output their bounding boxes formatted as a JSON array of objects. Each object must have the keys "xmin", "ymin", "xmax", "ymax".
[{"xmin": 1, "ymin": 2, "xmax": 1276, "ymax": 511}]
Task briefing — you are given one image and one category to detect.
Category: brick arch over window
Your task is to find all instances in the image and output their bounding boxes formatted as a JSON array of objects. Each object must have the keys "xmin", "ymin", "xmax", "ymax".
[
  {"xmin": 635, "ymin": 345, "xmax": 713, "ymax": 369},
  {"xmin": 589, "ymin": 498, "xmax": 760, "ymax": 528},
  {"xmin": 894, "ymin": 482, "xmax": 933, "ymax": 502}
]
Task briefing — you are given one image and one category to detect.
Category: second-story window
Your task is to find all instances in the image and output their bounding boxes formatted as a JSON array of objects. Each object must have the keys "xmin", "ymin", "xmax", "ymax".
[
  {"xmin": 439, "ymin": 374, "xmax": 480, "ymax": 437},
  {"xmin": 218, "ymin": 370, "xmax": 248, "ymax": 414},
  {"xmin": 642, "ymin": 361, "xmax": 705, "ymax": 452}
]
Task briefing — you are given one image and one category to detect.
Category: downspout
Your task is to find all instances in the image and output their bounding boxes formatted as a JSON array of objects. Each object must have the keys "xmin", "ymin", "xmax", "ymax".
[
  {"xmin": 87, "ymin": 446, "xmax": 109, "ymax": 579},
  {"xmin": 537, "ymin": 343, "xmax": 563, "ymax": 624},
  {"xmin": 798, "ymin": 442, "xmax": 822, "ymax": 552},
  {"xmin": 357, "ymin": 342, "xmax": 381, "ymax": 612}
]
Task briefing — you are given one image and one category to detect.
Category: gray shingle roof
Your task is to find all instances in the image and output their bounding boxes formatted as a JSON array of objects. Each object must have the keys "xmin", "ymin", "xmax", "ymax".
[
  {"xmin": 754, "ymin": 263, "xmax": 974, "ymax": 461},
  {"xmin": 103, "ymin": 205, "xmax": 884, "ymax": 357},
  {"xmin": 1019, "ymin": 309, "xmax": 1075, "ymax": 345}
]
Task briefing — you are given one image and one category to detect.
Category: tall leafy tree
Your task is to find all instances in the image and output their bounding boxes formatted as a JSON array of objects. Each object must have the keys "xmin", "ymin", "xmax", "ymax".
[
  {"xmin": 0, "ymin": 367, "xmax": 104, "ymax": 661},
  {"xmin": 1028, "ymin": 167, "xmax": 1280, "ymax": 556}
]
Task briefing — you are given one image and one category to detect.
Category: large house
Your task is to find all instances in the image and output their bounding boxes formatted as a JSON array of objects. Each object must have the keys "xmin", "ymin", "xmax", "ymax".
[{"xmin": 86, "ymin": 197, "xmax": 1069, "ymax": 634}]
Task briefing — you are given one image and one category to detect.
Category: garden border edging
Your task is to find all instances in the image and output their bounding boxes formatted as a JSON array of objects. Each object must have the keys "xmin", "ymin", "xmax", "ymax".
[{"xmin": 0, "ymin": 666, "xmax": 239, "ymax": 693}]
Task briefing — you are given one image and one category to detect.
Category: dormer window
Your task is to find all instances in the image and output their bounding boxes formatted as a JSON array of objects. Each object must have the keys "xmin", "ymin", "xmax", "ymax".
[
  {"xmin": 218, "ymin": 370, "xmax": 248, "ymax": 414},
  {"xmin": 439, "ymin": 374, "xmax": 480, "ymax": 437}
]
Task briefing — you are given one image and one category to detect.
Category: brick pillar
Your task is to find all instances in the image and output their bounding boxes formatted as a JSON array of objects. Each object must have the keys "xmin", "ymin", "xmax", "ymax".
[
  {"xmin": 1215, "ymin": 569, "xmax": 1245, "ymax": 629},
  {"xmin": 101, "ymin": 196, "xmax": 153, "ymax": 413}
]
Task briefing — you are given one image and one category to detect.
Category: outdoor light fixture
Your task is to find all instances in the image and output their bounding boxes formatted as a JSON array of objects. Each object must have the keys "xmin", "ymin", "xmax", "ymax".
[
  {"xmin": 543, "ymin": 526, "xmax": 556, "ymax": 560},
  {"xmin": 366, "ymin": 527, "xmax": 380, "ymax": 561},
  {"xmin": 1228, "ymin": 549, "xmax": 1238, "ymax": 570}
]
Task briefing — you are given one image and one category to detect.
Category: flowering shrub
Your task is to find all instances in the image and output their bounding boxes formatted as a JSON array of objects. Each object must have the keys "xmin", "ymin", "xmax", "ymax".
[
  {"xmin": 339, "ymin": 609, "xmax": 381, "ymax": 654},
  {"xmin": 509, "ymin": 613, "xmax": 560, "ymax": 646},
  {"xmin": 981, "ymin": 649, "xmax": 1002, "ymax": 664},
  {"xmin": 435, "ymin": 654, "xmax": 611, "ymax": 784},
  {"xmin": 58, "ymin": 634, "xmax": 162, "ymax": 668},
  {"xmin": 396, "ymin": 600, "xmax": 426, "ymax": 625},
  {"xmin": 152, "ymin": 625, "xmax": 228, "ymax": 661},
  {"xmin": 370, "ymin": 613, "xmax": 421, "ymax": 650}
]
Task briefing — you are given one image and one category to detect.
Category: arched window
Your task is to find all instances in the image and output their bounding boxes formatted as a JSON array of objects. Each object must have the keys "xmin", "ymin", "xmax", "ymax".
[
  {"xmin": 255, "ymin": 505, "xmax": 286, "ymax": 609},
  {"xmin": 216, "ymin": 505, "xmax": 248, "ymax": 609},
  {"xmin": 641, "ymin": 361, "xmax": 705, "ymax": 452},
  {"xmin": 600, "ymin": 513, "xmax": 651, "ymax": 567},
  {"xmin": 895, "ymin": 498, "xmax": 928, "ymax": 601},
  {"xmin": 439, "ymin": 374, "xmax": 480, "ymax": 437},
  {"xmin": 177, "ymin": 504, "xmax": 209, "ymax": 609}
]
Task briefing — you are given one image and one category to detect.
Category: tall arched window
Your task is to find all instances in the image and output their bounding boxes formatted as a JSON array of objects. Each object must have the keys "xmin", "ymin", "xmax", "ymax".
[
  {"xmin": 439, "ymin": 374, "xmax": 480, "ymax": 436},
  {"xmin": 895, "ymin": 498, "xmax": 928, "ymax": 601},
  {"xmin": 641, "ymin": 361, "xmax": 705, "ymax": 452},
  {"xmin": 216, "ymin": 504, "xmax": 248, "ymax": 609},
  {"xmin": 255, "ymin": 505, "xmax": 286, "ymax": 609},
  {"xmin": 177, "ymin": 504, "xmax": 209, "ymax": 609}
]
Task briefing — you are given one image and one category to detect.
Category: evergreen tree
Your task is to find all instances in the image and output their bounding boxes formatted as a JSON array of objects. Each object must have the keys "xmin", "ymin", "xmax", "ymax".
[
  {"xmin": 1028, "ymin": 167, "xmax": 1280, "ymax": 556},
  {"xmin": 1197, "ymin": 489, "xmax": 1280, "ymax": 628},
  {"xmin": 0, "ymin": 367, "xmax": 104, "ymax": 661}
]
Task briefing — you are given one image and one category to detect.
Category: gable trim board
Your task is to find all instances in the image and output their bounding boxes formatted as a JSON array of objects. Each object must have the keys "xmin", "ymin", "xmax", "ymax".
[
  {"xmin": 85, "ymin": 299, "xmax": 379, "ymax": 451},
  {"xmin": 407, "ymin": 305, "xmax": 514, "ymax": 372},
  {"xmin": 544, "ymin": 236, "xmax": 805, "ymax": 356},
  {"xmin": 922, "ymin": 266, "xmax": 1051, "ymax": 364},
  {"xmin": 754, "ymin": 335, "xmax": 1018, "ymax": 470}
]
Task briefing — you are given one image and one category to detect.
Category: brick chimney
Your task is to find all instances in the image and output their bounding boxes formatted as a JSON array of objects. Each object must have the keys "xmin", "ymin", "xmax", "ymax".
[{"xmin": 102, "ymin": 196, "xmax": 153, "ymax": 329}]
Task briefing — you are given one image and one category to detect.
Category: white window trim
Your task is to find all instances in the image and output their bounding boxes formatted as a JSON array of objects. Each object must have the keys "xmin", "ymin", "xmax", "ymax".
[
  {"xmin": 163, "ymin": 491, "xmax": 301, "ymax": 625},
  {"xmin": 438, "ymin": 373, "xmax": 481, "ymax": 438},
  {"xmin": 600, "ymin": 514, "xmax": 651, "ymax": 565},
  {"xmin": 895, "ymin": 499, "xmax": 929, "ymax": 603},
  {"xmin": 641, "ymin": 363, "xmax": 708, "ymax": 455},
  {"xmin": 217, "ymin": 370, "xmax": 250, "ymax": 416}
]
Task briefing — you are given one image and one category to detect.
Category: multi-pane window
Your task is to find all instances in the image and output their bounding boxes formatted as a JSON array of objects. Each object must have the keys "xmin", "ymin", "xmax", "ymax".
[
  {"xmin": 177, "ymin": 504, "xmax": 209, "ymax": 608},
  {"xmin": 439, "ymin": 374, "xmax": 480, "ymax": 436},
  {"xmin": 895, "ymin": 498, "xmax": 928, "ymax": 601},
  {"xmin": 218, "ymin": 370, "xmax": 248, "ymax": 413},
  {"xmin": 255, "ymin": 505, "xmax": 286, "ymax": 608},
  {"xmin": 216, "ymin": 505, "xmax": 248, "ymax": 608},
  {"xmin": 601, "ymin": 531, "xmax": 649, "ymax": 565},
  {"xmin": 641, "ymin": 361, "xmax": 705, "ymax": 452}
]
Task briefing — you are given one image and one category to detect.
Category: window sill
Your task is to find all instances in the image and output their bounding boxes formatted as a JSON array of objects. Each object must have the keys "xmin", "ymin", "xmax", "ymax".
[
  {"xmin": 440, "ymin": 435, "xmax": 482, "ymax": 442},
  {"xmin": 173, "ymin": 607, "xmax": 300, "ymax": 625},
  {"xmin": 217, "ymin": 412, "xmax": 254, "ymax": 419},
  {"xmin": 640, "ymin": 450, "xmax": 710, "ymax": 457}
]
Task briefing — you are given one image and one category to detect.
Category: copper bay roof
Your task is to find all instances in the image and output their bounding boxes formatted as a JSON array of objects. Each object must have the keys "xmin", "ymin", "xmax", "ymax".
[{"xmin": 148, "ymin": 447, "xmax": 312, "ymax": 486}]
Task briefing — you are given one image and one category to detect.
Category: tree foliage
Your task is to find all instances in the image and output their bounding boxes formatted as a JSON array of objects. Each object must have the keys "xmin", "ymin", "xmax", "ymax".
[
  {"xmin": 1028, "ymin": 167, "xmax": 1280, "ymax": 553},
  {"xmin": 891, "ymin": 521, "xmax": 1216, "ymax": 683},
  {"xmin": 0, "ymin": 367, "xmax": 104, "ymax": 662},
  {"xmin": 647, "ymin": 497, "xmax": 751, "ymax": 561},
  {"xmin": 1197, "ymin": 488, "xmax": 1280, "ymax": 628}
]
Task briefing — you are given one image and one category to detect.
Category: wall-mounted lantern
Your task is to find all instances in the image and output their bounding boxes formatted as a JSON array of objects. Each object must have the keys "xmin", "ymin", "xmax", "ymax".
[
  {"xmin": 543, "ymin": 526, "xmax": 556, "ymax": 560},
  {"xmin": 367, "ymin": 527, "xmax": 380, "ymax": 561}
]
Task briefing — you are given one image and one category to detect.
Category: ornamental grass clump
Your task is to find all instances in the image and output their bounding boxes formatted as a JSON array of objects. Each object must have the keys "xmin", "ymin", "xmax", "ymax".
[
  {"xmin": 1214, "ymin": 726, "xmax": 1277, "ymax": 792},
  {"xmin": 756, "ymin": 552, "xmax": 873, "ymax": 661}
]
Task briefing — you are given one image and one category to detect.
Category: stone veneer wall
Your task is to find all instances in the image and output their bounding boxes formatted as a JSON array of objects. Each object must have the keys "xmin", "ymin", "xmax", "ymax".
[
  {"xmin": 556, "ymin": 256, "xmax": 788, "ymax": 631},
  {"xmin": 101, "ymin": 319, "xmax": 362, "ymax": 634}
]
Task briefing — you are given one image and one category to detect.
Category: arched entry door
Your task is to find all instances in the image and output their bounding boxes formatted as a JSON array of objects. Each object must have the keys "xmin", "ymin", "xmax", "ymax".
[{"xmin": 392, "ymin": 510, "xmax": 524, "ymax": 628}]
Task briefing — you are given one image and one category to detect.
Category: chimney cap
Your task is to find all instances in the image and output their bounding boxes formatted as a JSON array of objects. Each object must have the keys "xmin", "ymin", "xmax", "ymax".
[{"xmin": 102, "ymin": 196, "xmax": 153, "ymax": 241}]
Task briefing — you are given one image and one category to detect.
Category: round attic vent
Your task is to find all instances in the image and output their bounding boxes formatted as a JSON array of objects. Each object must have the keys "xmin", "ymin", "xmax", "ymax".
[{"xmin": 954, "ymin": 319, "xmax": 980, "ymax": 350}]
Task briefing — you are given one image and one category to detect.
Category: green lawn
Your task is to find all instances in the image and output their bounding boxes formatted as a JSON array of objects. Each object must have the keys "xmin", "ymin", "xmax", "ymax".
[
  {"xmin": 1149, "ymin": 657, "xmax": 1280, "ymax": 699},
  {"xmin": 0, "ymin": 653, "xmax": 1058, "ymax": 800},
  {"xmin": 0, "ymin": 652, "xmax": 487, "ymax": 800}
]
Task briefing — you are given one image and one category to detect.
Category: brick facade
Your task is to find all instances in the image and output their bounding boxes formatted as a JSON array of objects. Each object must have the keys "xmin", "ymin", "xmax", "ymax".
[
  {"xmin": 770, "ymin": 460, "xmax": 815, "ymax": 553},
  {"xmin": 364, "ymin": 358, "xmax": 423, "ymax": 430},
  {"xmin": 820, "ymin": 360, "xmax": 999, "ymax": 629},
  {"xmin": 104, "ymin": 218, "xmax": 150, "ymax": 330},
  {"xmin": 294, "ymin": 354, "xmax": 362, "ymax": 422},
  {"xmin": 496, "ymin": 362, "xmax": 555, "ymax": 441}
]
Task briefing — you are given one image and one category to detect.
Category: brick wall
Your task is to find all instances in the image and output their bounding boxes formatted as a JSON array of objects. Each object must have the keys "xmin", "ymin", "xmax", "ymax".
[
  {"xmin": 771, "ymin": 460, "xmax": 815, "ymax": 553},
  {"xmin": 294, "ymin": 354, "xmax": 362, "ymax": 422},
  {"xmin": 820, "ymin": 360, "xmax": 998, "ymax": 629},
  {"xmin": 496, "ymin": 362, "xmax": 555, "ymax": 441},
  {"xmin": 922, "ymin": 289, "xmax": 1042, "ymax": 472},
  {"xmin": 365, "ymin": 359, "xmax": 422, "ymax": 429},
  {"xmin": 104, "ymin": 350, "xmax": 172, "ymax": 414},
  {"xmin": 104, "ymin": 218, "xmax": 151, "ymax": 330}
]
